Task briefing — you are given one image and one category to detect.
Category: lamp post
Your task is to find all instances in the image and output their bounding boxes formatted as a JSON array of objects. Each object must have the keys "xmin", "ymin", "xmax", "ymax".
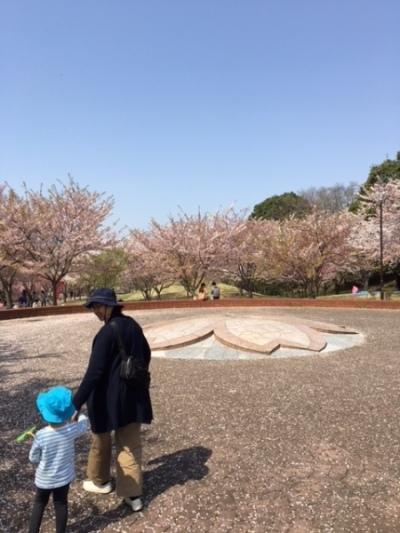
[
  {"xmin": 379, "ymin": 196, "xmax": 384, "ymax": 300},
  {"xmin": 360, "ymin": 175, "xmax": 389, "ymax": 300},
  {"xmin": 376, "ymin": 175, "xmax": 386, "ymax": 301}
]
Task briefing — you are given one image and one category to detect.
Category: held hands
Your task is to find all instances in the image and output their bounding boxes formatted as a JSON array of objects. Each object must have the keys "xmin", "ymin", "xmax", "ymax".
[{"xmin": 15, "ymin": 409, "xmax": 81, "ymax": 443}]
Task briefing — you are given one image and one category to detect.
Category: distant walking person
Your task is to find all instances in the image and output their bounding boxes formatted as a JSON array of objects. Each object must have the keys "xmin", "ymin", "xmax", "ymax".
[
  {"xmin": 73, "ymin": 288, "xmax": 153, "ymax": 512},
  {"xmin": 210, "ymin": 281, "xmax": 220, "ymax": 300},
  {"xmin": 28, "ymin": 387, "xmax": 88, "ymax": 533}
]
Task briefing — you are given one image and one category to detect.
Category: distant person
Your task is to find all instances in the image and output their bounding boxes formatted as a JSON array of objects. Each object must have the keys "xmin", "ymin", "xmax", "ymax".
[
  {"xmin": 351, "ymin": 285, "xmax": 359, "ymax": 295},
  {"xmin": 18, "ymin": 289, "xmax": 28, "ymax": 307},
  {"xmin": 197, "ymin": 283, "xmax": 208, "ymax": 301},
  {"xmin": 28, "ymin": 386, "xmax": 88, "ymax": 533},
  {"xmin": 40, "ymin": 290, "xmax": 47, "ymax": 307},
  {"xmin": 32, "ymin": 291, "xmax": 40, "ymax": 308},
  {"xmin": 210, "ymin": 281, "xmax": 220, "ymax": 300}
]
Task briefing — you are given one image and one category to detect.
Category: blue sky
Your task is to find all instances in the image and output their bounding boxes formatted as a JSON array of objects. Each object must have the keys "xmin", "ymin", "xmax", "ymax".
[{"xmin": 1, "ymin": 1, "xmax": 399, "ymax": 228}]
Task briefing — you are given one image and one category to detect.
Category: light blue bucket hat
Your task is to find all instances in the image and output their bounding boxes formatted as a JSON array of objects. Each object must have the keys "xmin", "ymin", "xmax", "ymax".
[{"xmin": 36, "ymin": 386, "xmax": 75, "ymax": 424}]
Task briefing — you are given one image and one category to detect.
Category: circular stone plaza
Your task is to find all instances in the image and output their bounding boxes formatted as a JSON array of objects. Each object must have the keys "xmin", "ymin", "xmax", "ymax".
[{"xmin": 1, "ymin": 302, "xmax": 400, "ymax": 532}]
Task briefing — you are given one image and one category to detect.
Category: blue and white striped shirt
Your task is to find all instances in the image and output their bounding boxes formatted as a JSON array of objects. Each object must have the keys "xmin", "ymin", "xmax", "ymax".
[{"xmin": 29, "ymin": 415, "xmax": 89, "ymax": 489}]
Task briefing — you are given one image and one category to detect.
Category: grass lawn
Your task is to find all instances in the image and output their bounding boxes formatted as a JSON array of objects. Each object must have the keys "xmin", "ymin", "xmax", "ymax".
[
  {"xmin": 119, "ymin": 282, "xmax": 245, "ymax": 301},
  {"xmin": 318, "ymin": 287, "xmax": 400, "ymax": 300},
  {"xmin": 63, "ymin": 283, "xmax": 400, "ymax": 305}
]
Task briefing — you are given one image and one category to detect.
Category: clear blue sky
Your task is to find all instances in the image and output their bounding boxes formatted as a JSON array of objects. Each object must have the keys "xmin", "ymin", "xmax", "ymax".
[{"xmin": 1, "ymin": 1, "xmax": 399, "ymax": 228}]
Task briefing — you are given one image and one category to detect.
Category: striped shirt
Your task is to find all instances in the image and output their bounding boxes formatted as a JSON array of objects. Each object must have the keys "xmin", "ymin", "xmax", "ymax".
[{"xmin": 29, "ymin": 415, "xmax": 88, "ymax": 489}]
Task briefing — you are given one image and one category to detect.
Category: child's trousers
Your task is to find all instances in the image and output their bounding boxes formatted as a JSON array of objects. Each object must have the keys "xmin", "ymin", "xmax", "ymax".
[
  {"xmin": 87, "ymin": 422, "xmax": 142, "ymax": 498},
  {"xmin": 28, "ymin": 484, "xmax": 69, "ymax": 533}
]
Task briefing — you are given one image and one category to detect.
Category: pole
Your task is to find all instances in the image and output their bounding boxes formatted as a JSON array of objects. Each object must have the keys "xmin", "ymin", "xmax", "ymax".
[{"xmin": 379, "ymin": 201, "xmax": 384, "ymax": 300}]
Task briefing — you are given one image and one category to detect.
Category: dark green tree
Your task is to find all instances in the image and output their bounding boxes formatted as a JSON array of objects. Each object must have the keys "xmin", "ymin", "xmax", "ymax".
[
  {"xmin": 350, "ymin": 151, "xmax": 400, "ymax": 212},
  {"xmin": 78, "ymin": 248, "xmax": 128, "ymax": 292},
  {"xmin": 364, "ymin": 151, "xmax": 400, "ymax": 187},
  {"xmin": 250, "ymin": 192, "xmax": 311, "ymax": 220}
]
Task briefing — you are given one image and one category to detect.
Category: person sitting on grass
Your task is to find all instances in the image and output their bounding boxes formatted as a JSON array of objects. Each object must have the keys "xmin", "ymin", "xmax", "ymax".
[
  {"xmin": 210, "ymin": 281, "xmax": 220, "ymax": 300},
  {"xmin": 28, "ymin": 386, "xmax": 88, "ymax": 533},
  {"xmin": 197, "ymin": 282, "xmax": 208, "ymax": 300}
]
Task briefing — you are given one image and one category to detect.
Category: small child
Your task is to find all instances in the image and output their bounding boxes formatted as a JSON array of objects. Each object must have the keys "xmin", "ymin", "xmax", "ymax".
[{"xmin": 28, "ymin": 386, "xmax": 88, "ymax": 533}]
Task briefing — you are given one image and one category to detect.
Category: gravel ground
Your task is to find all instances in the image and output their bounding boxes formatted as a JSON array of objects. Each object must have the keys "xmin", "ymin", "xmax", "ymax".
[{"xmin": 1, "ymin": 307, "xmax": 400, "ymax": 533}]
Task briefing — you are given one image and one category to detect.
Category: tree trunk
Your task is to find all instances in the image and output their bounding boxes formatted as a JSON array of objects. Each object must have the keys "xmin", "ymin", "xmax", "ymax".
[
  {"xmin": 361, "ymin": 271, "xmax": 370, "ymax": 291},
  {"xmin": 394, "ymin": 268, "xmax": 400, "ymax": 291},
  {"xmin": 0, "ymin": 269, "xmax": 17, "ymax": 308},
  {"xmin": 154, "ymin": 288, "xmax": 162, "ymax": 300},
  {"xmin": 3, "ymin": 285, "xmax": 13, "ymax": 308},
  {"xmin": 52, "ymin": 281, "xmax": 58, "ymax": 305}
]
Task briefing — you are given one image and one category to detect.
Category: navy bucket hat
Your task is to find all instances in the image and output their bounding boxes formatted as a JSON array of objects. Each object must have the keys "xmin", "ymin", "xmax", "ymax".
[
  {"xmin": 36, "ymin": 386, "xmax": 75, "ymax": 424},
  {"xmin": 84, "ymin": 288, "xmax": 123, "ymax": 309}
]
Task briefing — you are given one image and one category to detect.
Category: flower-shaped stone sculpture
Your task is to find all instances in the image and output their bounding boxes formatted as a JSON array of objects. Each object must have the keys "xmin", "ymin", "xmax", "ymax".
[{"xmin": 144, "ymin": 315, "xmax": 358, "ymax": 356}]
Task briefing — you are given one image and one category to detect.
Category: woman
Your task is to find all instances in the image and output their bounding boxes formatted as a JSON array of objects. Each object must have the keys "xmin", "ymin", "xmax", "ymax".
[
  {"xmin": 197, "ymin": 282, "xmax": 208, "ymax": 300},
  {"xmin": 73, "ymin": 288, "xmax": 153, "ymax": 512}
]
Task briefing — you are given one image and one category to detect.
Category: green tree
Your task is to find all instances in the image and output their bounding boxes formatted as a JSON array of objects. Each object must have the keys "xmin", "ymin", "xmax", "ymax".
[
  {"xmin": 364, "ymin": 151, "xmax": 400, "ymax": 187},
  {"xmin": 350, "ymin": 151, "xmax": 400, "ymax": 212},
  {"xmin": 250, "ymin": 192, "xmax": 311, "ymax": 220},
  {"xmin": 78, "ymin": 248, "xmax": 128, "ymax": 291}
]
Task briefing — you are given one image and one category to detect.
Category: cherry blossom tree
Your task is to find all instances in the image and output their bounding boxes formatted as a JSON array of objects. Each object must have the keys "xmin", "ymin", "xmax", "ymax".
[
  {"xmin": 124, "ymin": 230, "xmax": 173, "ymax": 300},
  {"xmin": 355, "ymin": 178, "xmax": 400, "ymax": 291},
  {"xmin": 357, "ymin": 179, "xmax": 400, "ymax": 263},
  {"xmin": 219, "ymin": 217, "xmax": 277, "ymax": 297},
  {"xmin": 267, "ymin": 209, "xmax": 360, "ymax": 297},
  {"xmin": 0, "ymin": 266, "xmax": 19, "ymax": 307},
  {"xmin": 125, "ymin": 211, "xmax": 278, "ymax": 299},
  {"xmin": 0, "ymin": 185, "xmax": 46, "ymax": 306},
  {"xmin": 136, "ymin": 209, "xmax": 246, "ymax": 298},
  {"xmin": 0, "ymin": 184, "xmax": 30, "ymax": 306},
  {"xmin": 3, "ymin": 178, "xmax": 115, "ymax": 305}
]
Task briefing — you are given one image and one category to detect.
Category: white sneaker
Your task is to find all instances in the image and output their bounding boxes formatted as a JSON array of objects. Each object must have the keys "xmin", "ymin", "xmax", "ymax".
[
  {"xmin": 124, "ymin": 497, "xmax": 144, "ymax": 512},
  {"xmin": 82, "ymin": 479, "xmax": 113, "ymax": 494}
]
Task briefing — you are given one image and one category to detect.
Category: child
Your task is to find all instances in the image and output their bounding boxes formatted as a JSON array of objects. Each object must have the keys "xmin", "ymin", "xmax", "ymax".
[{"xmin": 28, "ymin": 386, "xmax": 88, "ymax": 533}]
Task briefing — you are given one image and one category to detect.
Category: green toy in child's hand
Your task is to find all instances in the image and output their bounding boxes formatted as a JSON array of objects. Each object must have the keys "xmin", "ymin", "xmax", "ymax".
[{"xmin": 16, "ymin": 425, "xmax": 37, "ymax": 443}]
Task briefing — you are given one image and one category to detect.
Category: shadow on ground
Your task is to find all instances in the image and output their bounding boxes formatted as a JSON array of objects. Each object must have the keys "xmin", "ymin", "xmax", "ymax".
[
  {"xmin": 68, "ymin": 446, "xmax": 212, "ymax": 533},
  {"xmin": 0, "ymin": 339, "xmax": 212, "ymax": 532}
]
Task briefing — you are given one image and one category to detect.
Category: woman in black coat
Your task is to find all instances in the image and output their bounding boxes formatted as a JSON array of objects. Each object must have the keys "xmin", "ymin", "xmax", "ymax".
[{"xmin": 73, "ymin": 288, "xmax": 153, "ymax": 512}]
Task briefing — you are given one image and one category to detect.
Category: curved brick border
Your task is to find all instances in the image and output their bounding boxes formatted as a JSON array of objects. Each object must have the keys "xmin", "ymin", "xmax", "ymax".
[{"xmin": 1, "ymin": 296, "xmax": 399, "ymax": 321}]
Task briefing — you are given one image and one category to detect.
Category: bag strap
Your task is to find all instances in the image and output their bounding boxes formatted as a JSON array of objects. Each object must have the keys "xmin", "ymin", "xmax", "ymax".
[{"xmin": 109, "ymin": 320, "xmax": 129, "ymax": 361}]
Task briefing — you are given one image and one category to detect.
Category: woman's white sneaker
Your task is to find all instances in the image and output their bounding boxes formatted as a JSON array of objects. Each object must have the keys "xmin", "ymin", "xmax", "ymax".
[
  {"xmin": 82, "ymin": 480, "xmax": 113, "ymax": 494},
  {"xmin": 124, "ymin": 497, "xmax": 144, "ymax": 512}
]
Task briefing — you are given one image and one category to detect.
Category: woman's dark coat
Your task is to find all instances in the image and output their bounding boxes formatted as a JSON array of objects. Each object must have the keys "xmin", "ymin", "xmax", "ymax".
[{"xmin": 73, "ymin": 313, "xmax": 153, "ymax": 433}]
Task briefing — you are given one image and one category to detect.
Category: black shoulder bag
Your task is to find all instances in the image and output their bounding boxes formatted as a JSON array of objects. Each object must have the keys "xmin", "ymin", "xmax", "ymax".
[{"xmin": 110, "ymin": 320, "xmax": 151, "ymax": 388}]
